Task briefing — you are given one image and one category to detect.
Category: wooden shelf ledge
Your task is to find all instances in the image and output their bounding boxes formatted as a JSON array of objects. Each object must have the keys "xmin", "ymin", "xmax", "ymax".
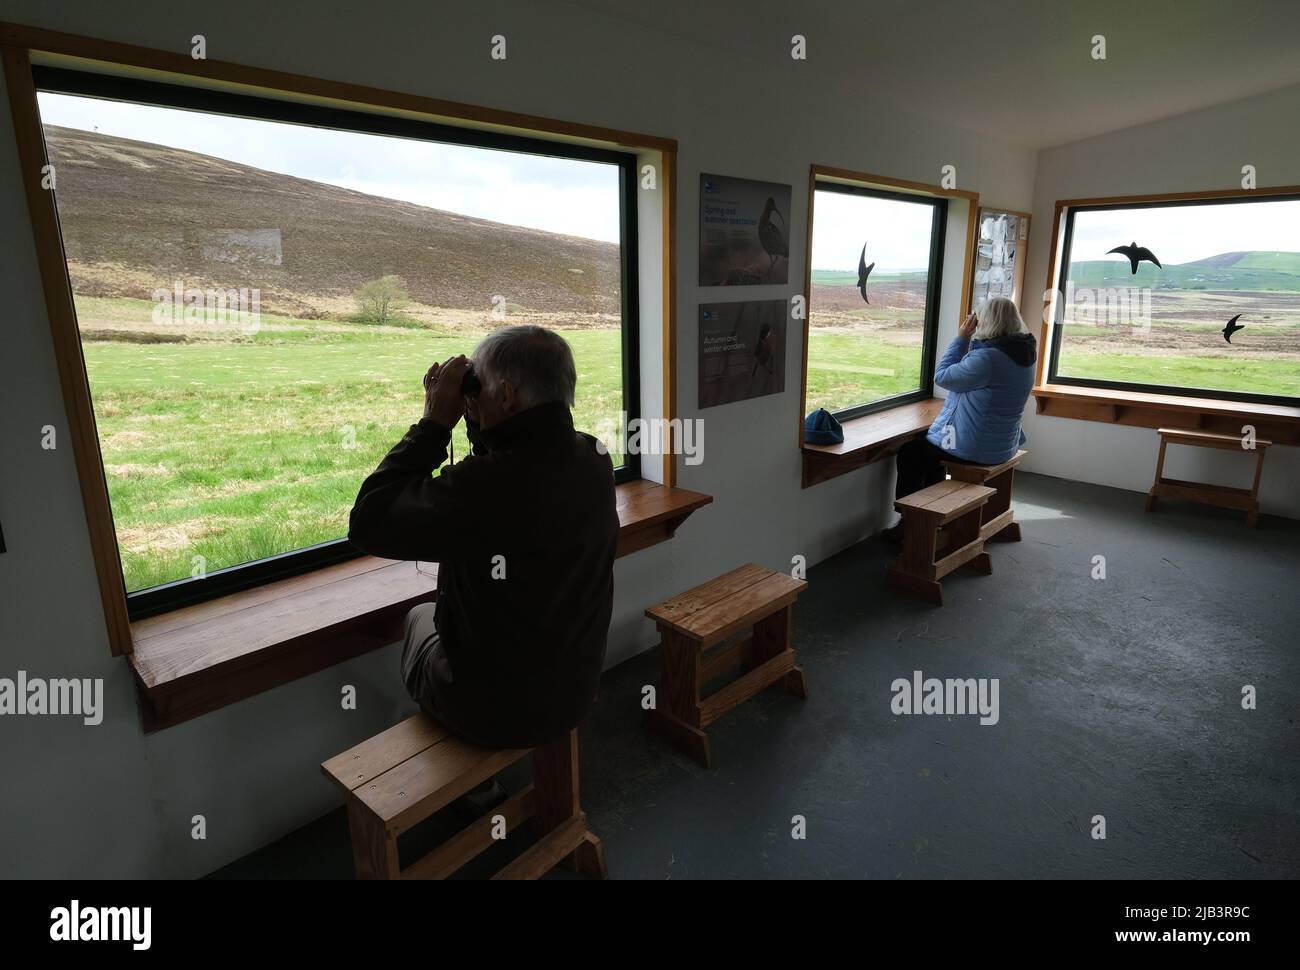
[
  {"xmin": 801, "ymin": 398, "xmax": 944, "ymax": 487},
  {"xmin": 614, "ymin": 479, "xmax": 713, "ymax": 557},
  {"xmin": 1033, "ymin": 384, "xmax": 1300, "ymax": 445},
  {"xmin": 129, "ymin": 480, "xmax": 712, "ymax": 731}
]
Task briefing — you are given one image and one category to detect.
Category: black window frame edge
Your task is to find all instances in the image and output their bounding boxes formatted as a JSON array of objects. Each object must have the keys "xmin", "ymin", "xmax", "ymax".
[
  {"xmin": 1048, "ymin": 192, "xmax": 1300, "ymax": 409},
  {"xmin": 33, "ymin": 66, "xmax": 642, "ymax": 619},
  {"xmin": 809, "ymin": 180, "xmax": 947, "ymax": 424}
]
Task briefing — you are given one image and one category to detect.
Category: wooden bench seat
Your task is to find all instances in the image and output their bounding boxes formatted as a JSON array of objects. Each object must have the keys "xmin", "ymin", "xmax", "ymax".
[
  {"xmin": 644, "ymin": 563, "xmax": 808, "ymax": 767},
  {"xmin": 1147, "ymin": 428, "xmax": 1272, "ymax": 527},
  {"xmin": 943, "ymin": 449, "xmax": 1026, "ymax": 543},
  {"xmin": 322, "ymin": 714, "xmax": 605, "ymax": 880},
  {"xmin": 885, "ymin": 480, "xmax": 995, "ymax": 606}
]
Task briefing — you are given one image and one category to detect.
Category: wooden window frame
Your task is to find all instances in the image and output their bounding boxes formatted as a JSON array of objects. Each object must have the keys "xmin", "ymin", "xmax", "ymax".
[
  {"xmin": 36, "ymin": 63, "xmax": 650, "ymax": 619},
  {"xmin": 797, "ymin": 164, "xmax": 980, "ymax": 486},
  {"xmin": 2, "ymin": 22, "xmax": 689, "ymax": 672},
  {"xmin": 1033, "ymin": 185, "xmax": 1300, "ymax": 442}
]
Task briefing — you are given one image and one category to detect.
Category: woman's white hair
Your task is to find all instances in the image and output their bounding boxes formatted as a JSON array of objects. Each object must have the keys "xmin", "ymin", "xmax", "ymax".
[{"xmin": 973, "ymin": 296, "xmax": 1027, "ymax": 342}]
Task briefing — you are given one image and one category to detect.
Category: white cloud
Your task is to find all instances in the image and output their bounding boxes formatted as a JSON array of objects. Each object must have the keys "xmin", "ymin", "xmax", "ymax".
[{"xmin": 811, "ymin": 189, "xmax": 937, "ymax": 273}]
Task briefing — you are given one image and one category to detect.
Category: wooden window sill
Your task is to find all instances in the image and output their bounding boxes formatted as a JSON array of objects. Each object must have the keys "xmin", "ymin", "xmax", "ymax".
[
  {"xmin": 129, "ymin": 480, "xmax": 712, "ymax": 731},
  {"xmin": 801, "ymin": 398, "xmax": 944, "ymax": 487},
  {"xmin": 1032, "ymin": 384, "xmax": 1300, "ymax": 445}
]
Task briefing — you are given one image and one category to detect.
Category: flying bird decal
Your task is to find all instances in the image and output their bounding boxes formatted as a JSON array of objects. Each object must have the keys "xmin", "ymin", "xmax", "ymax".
[
  {"xmin": 1107, "ymin": 242, "xmax": 1162, "ymax": 275},
  {"xmin": 1221, "ymin": 314, "xmax": 1245, "ymax": 344},
  {"xmin": 857, "ymin": 243, "xmax": 876, "ymax": 304}
]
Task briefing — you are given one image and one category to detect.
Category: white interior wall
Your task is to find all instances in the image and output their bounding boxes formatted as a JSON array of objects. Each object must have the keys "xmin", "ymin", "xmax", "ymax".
[
  {"xmin": 1022, "ymin": 82, "xmax": 1300, "ymax": 519},
  {"xmin": 1, "ymin": 0, "xmax": 1032, "ymax": 877}
]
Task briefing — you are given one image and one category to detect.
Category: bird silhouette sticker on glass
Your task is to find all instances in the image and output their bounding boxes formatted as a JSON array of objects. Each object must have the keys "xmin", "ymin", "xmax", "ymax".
[
  {"xmin": 1222, "ymin": 314, "xmax": 1245, "ymax": 343},
  {"xmin": 758, "ymin": 198, "xmax": 788, "ymax": 282},
  {"xmin": 857, "ymin": 242, "xmax": 876, "ymax": 304},
  {"xmin": 1107, "ymin": 242, "xmax": 1162, "ymax": 274}
]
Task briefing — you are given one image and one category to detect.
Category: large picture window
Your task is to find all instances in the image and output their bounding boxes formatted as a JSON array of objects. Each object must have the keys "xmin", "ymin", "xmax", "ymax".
[
  {"xmin": 1050, "ymin": 193, "xmax": 1300, "ymax": 406},
  {"xmin": 35, "ymin": 68, "xmax": 639, "ymax": 617},
  {"xmin": 806, "ymin": 183, "xmax": 946, "ymax": 420}
]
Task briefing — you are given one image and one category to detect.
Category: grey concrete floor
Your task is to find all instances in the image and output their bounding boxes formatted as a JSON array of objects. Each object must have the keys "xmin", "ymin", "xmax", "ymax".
[{"xmin": 211, "ymin": 472, "xmax": 1300, "ymax": 879}]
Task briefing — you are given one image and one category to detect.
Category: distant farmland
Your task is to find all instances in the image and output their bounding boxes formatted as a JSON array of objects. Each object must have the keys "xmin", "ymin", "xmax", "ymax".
[
  {"xmin": 805, "ymin": 250, "xmax": 1300, "ymax": 414},
  {"xmin": 806, "ymin": 267, "xmax": 931, "ymax": 413},
  {"xmin": 1057, "ymin": 250, "xmax": 1300, "ymax": 396}
]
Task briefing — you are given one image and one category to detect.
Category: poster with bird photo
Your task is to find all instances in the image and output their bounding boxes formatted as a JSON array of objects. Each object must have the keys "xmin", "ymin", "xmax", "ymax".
[
  {"xmin": 699, "ymin": 173, "xmax": 792, "ymax": 285},
  {"xmin": 698, "ymin": 299, "xmax": 787, "ymax": 408}
]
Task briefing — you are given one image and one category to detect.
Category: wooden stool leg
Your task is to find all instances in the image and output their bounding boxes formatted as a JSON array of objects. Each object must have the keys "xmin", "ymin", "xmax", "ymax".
[
  {"xmin": 885, "ymin": 510, "xmax": 943, "ymax": 605},
  {"xmin": 529, "ymin": 729, "xmax": 607, "ymax": 880},
  {"xmin": 1247, "ymin": 451, "xmax": 1266, "ymax": 528},
  {"xmin": 531, "ymin": 729, "xmax": 580, "ymax": 834},
  {"xmin": 347, "ymin": 799, "xmax": 399, "ymax": 880},
  {"xmin": 753, "ymin": 606, "xmax": 807, "ymax": 700},
  {"xmin": 983, "ymin": 468, "xmax": 1010, "ymax": 520},
  {"xmin": 646, "ymin": 630, "xmax": 711, "ymax": 767},
  {"xmin": 988, "ymin": 469, "xmax": 1021, "ymax": 542},
  {"xmin": 1147, "ymin": 439, "xmax": 1168, "ymax": 512},
  {"xmin": 572, "ymin": 831, "xmax": 608, "ymax": 880},
  {"xmin": 992, "ymin": 521, "xmax": 1021, "ymax": 542}
]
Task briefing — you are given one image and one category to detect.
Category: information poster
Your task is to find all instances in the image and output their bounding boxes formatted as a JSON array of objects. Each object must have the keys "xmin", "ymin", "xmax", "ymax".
[
  {"xmin": 699, "ymin": 173, "xmax": 792, "ymax": 285},
  {"xmin": 698, "ymin": 299, "xmax": 787, "ymax": 409}
]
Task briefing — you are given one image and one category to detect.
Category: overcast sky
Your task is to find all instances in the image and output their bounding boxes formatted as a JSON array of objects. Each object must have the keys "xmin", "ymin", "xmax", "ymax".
[
  {"xmin": 811, "ymin": 189, "xmax": 937, "ymax": 273},
  {"xmin": 37, "ymin": 92, "xmax": 622, "ymax": 243},
  {"xmin": 1070, "ymin": 198, "xmax": 1299, "ymax": 266}
]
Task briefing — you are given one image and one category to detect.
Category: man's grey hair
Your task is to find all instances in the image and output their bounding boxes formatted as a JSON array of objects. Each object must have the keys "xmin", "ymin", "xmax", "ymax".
[
  {"xmin": 472, "ymin": 325, "xmax": 577, "ymax": 408},
  {"xmin": 973, "ymin": 296, "xmax": 1027, "ymax": 342}
]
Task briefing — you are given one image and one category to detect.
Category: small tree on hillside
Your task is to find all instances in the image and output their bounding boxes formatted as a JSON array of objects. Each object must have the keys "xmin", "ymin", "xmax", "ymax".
[{"xmin": 354, "ymin": 275, "xmax": 410, "ymax": 325}]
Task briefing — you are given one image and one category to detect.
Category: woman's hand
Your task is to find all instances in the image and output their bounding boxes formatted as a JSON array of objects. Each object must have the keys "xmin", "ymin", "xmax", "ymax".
[{"xmin": 958, "ymin": 312, "xmax": 978, "ymax": 340}]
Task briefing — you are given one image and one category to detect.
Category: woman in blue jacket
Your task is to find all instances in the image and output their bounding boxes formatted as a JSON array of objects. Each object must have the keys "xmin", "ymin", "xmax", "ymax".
[{"xmin": 883, "ymin": 296, "xmax": 1036, "ymax": 542}]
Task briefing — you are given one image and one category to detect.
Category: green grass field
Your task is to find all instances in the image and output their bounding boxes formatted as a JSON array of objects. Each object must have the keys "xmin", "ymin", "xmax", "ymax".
[
  {"xmin": 810, "ymin": 269, "xmax": 925, "ymax": 287},
  {"xmin": 806, "ymin": 267, "xmax": 1300, "ymax": 415},
  {"xmin": 805, "ymin": 333, "xmax": 924, "ymax": 413},
  {"xmin": 86, "ymin": 275, "xmax": 1299, "ymax": 592},
  {"xmin": 80, "ymin": 296, "xmax": 624, "ymax": 591},
  {"xmin": 807, "ymin": 327, "xmax": 1300, "ymax": 418},
  {"xmin": 1056, "ymin": 345, "xmax": 1300, "ymax": 395}
]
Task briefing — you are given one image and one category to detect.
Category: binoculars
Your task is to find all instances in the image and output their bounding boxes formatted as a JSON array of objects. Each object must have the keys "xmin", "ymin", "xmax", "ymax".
[{"xmin": 460, "ymin": 364, "xmax": 482, "ymax": 397}]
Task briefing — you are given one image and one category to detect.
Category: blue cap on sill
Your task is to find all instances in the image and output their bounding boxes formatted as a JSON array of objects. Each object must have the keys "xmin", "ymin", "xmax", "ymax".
[{"xmin": 804, "ymin": 408, "xmax": 844, "ymax": 445}]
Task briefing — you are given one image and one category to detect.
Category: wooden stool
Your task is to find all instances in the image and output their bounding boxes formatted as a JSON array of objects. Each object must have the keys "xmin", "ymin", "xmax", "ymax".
[
  {"xmin": 321, "ymin": 715, "xmax": 606, "ymax": 880},
  {"xmin": 943, "ymin": 449, "xmax": 1026, "ymax": 542},
  {"xmin": 1146, "ymin": 428, "xmax": 1272, "ymax": 527},
  {"xmin": 644, "ymin": 563, "xmax": 808, "ymax": 768},
  {"xmin": 886, "ymin": 480, "xmax": 995, "ymax": 606}
]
